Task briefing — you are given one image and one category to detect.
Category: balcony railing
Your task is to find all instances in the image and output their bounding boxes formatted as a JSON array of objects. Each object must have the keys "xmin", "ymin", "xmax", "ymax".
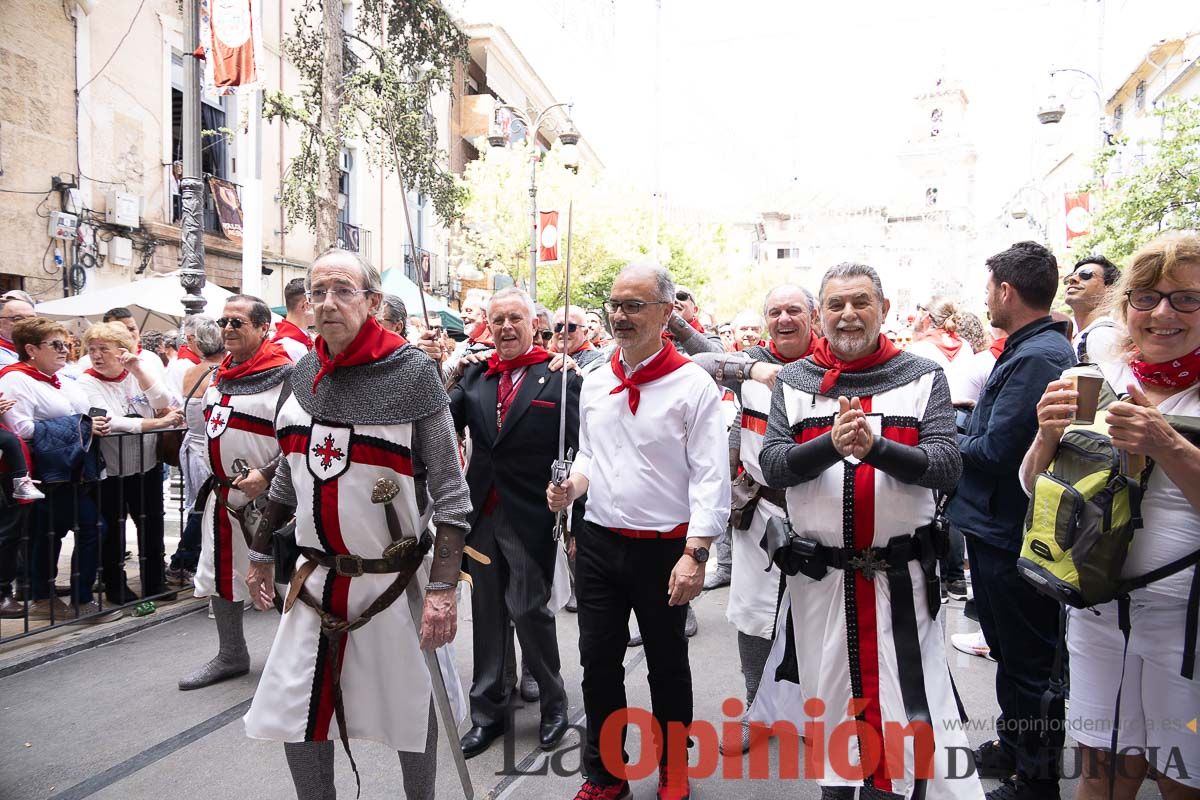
[
  {"xmin": 337, "ymin": 221, "xmax": 374, "ymax": 266},
  {"xmin": 404, "ymin": 244, "xmax": 438, "ymax": 288}
]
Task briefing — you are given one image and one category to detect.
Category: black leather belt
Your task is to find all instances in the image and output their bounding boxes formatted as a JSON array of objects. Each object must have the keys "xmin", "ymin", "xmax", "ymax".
[
  {"xmin": 759, "ymin": 486, "xmax": 787, "ymax": 508},
  {"xmin": 299, "ymin": 533, "xmax": 431, "ymax": 577}
]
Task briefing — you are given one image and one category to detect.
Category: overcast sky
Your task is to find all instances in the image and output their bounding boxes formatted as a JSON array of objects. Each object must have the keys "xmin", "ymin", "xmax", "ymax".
[{"xmin": 459, "ymin": 0, "xmax": 1198, "ymax": 221}]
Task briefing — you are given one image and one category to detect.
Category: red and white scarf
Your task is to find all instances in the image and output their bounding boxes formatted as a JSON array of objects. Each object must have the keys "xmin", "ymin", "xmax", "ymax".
[
  {"xmin": 216, "ymin": 340, "xmax": 293, "ymax": 384},
  {"xmin": 0, "ymin": 361, "xmax": 61, "ymax": 389},
  {"xmin": 609, "ymin": 344, "xmax": 690, "ymax": 414},
  {"xmin": 272, "ymin": 319, "xmax": 312, "ymax": 351},
  {"xmin": 1130, "ymin": 345, "xmax": 1200, "ymax": 389}
]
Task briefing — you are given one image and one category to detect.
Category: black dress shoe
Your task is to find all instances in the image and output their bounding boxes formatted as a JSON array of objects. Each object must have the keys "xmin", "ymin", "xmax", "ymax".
[
  {"xmin": 460, "ymin": 723, "xmax": 505, "ymax": 759},
  {"xmin": 539, "ymin": 710, "xmax": 569, "ymax": 750}
]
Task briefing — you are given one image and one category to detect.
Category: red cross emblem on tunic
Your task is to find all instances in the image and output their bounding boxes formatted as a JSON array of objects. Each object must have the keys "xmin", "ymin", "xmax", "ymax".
[
  {"xmin": 209, "ymin": 412, "xmax": 225, "ymax": 433},
  {"xmin": 312, "ymin": 434, "xmax": 345, "ymax": 470}
]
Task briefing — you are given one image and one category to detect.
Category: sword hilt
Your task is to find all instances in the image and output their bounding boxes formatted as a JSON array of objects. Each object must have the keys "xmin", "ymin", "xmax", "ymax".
[{"xmin": 551, "ymin": 449, "xmax": 574, "ymax": 541}]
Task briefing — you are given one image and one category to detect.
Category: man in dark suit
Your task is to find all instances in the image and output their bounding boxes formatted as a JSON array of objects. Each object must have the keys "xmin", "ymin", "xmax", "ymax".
[{"xmin": 449, "ymin": 286, "xmax": 578, "ymax": 759}]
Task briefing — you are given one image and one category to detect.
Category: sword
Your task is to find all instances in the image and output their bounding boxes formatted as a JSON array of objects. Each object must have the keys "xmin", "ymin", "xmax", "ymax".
[
  {"xmin": 551, "ymin": 198, "xmax": 575, "ymax": 542},
  {"xmin": 372, "ymin": 478, "xmax": 474, "ymax": 800}
]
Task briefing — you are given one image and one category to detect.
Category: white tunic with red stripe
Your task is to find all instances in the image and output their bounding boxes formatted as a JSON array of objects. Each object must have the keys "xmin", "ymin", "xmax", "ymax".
[
  {"xmin": 779, "ymin": 375, "xmax": 980, "ymax": 800},
  {"xmin": 243, "ymin": 393, "xmax": 434, "ymax": 752},
  {"xmin": 194, "ymin": 382, "xmax": 284, "ymax": 603},
  {"xmin": 728, "ymin": 379, "xmax": 782, "ymax": 638}
]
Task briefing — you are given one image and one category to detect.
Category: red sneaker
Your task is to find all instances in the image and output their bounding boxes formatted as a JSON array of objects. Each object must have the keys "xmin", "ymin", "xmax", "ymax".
[
  {"xmin": 573, "ymin": 779, "xmax": 630, "ymax": 800},
  {"xmin": 657, "ymin": 767, "xmax": 690, "ymax": 800}
]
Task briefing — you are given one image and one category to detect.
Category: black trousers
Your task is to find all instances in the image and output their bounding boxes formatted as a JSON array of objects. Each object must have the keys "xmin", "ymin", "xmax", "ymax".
[
  {"xmin": 0, "ymin": 481, "xmax": 29, "ymax": 597},
  {"xmin": 966, "ymin": 534, "xmax": 1064, "ymax": 782},
  {"xmin": 577, "ymin": 520, "xmax": 691, "ymax": 785},
  {"xmin": 98, "ymin": 469, "xmax": 166, "ymax": 602},
  {"xmin": 468, "ymin": 504, "xmax": 566, "ymax": 727},
  {"xmin": 939, "ymin": 523, "xmax": 966, "ymax": 584}
]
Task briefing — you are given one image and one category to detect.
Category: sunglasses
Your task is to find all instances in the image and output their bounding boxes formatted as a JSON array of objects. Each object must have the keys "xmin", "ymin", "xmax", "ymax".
[
  {"xmin": 1064, "ymin": 268, "xmax": 1096, "ymax": 285},
  {"xmin": 675, "ymin": 291, "xmax": 693, "ymax": 302},
  {"xmin": 39, "ymin": 340, "xmax": 70, "ymax": 353},
  {"xmin": 537, "ymin": 331, "xmax": 555, "ymax": 342},
  {"xmin": 217, "ymin": 317, "xmax": 248, "ymax": 329},
  {"xmin": 553, "ymin": 322, "xmax": 579, "ymax": 333}
]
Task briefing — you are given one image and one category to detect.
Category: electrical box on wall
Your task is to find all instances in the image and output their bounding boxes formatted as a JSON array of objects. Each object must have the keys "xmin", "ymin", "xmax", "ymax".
[
  {"xmin": 48, "ymin": 211, "xmax": 78, "ymax": 240},
  {"xmin": 105, "ymin": 191, "xmax": 140, "ymax": 228},
  {"xmin": 109, "ymin": 236, "xmax": 133, "ymax": 267}
]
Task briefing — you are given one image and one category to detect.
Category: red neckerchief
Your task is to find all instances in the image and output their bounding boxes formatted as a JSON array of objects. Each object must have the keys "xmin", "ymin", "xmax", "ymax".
[
  {"xmin": 0, "ymin": 337, "xmax": 16, "ymax": 355},
  {"xmin": 988, "ymin": 337, "xmax": 1007, "ymax": 359},
  {"xmin": 1130, "ymin": 345, "xmax": 1200, "ymax": 389},
  {"xmin": 484, "ymin": 346, "xmax": 552, "ymax": 377},
  {"xmin": 272, "ymin": 319, "xmax": 312, "ymax": 350},
  {"xmin": 84, "ymin": 367, "xmax": 129, "ymax": 383},
  {"xmin": 768, "ymin": 337, "xmax": 814, "ymax": 364},
  {"xmin": 572, "ymin": 340, "xmax": 595, "ymax": 354},
  {"xmin": 177, "ymin": 345, "xmax": 202, "ymax": 364},
  {"xmin": 216, "ymin": 340, "xmax": 292, "ymax": 384},
  {"xmin": 810, "ymin": 334, "xmax": 903, "ymax": 395},
  {"xmin": 468, "ymin": 321, "xmax": 495, "ymax": 346},
  {"xmin": 0, "ymin": 361, "xmax": 61, "ymax": 389},
  {"xmin": 609, "ymin": 344, "xmax": 691, "ymax": 414},
  {"xmin": 926, "ymin": 328, "xmax": 965, "ymax": 361},
  {"xmin": 312, "ymin": 317, "xmax": 406, "ymax": 393}
]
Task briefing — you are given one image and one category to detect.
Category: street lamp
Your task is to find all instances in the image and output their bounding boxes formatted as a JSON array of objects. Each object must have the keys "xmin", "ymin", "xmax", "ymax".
[
  {"xmin": 1037, "ymin": 68, "xmax": 1108, "ymax": 146},
  {"xmin": 488, "ymin": 102, "xmax": 581, "ymax": 302},
  {"xmin": 1006, "ymin": 184, "xmax": 1051, "ymax": 243}
]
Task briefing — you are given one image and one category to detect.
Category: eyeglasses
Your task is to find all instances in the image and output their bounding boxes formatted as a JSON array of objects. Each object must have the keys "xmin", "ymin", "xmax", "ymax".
[
  {"xmin": 553, "ymin": 322, "xmax": 579, "ymax": 333},
  {"xmin": 1125, "ymin": 288, "xmax": 1200, "ymax": 313},
  {"xmin": 38, "ymin": 340, "xmax": 69, "ymax": 353},
  {"xmin": 675, "ymin": 291, "xmax": 693, "ymax": 302},
  {"xmin": 537, "ymin": 331, "xmax": 554, "ymax": 342},
  {"xmin": 217, "ymin": 317, "xmax": 247, "ymax": 329},
  {"xmin": 603, "ymin": 299, "xmax": 670, "ymax": 315},
  {"xmin": 306, "ymin": 286, "xmax": 372, "ymax": 304},
  {"xmin": 1064, "ymin": 268, "xmax": 1096, "ymax": 285}
]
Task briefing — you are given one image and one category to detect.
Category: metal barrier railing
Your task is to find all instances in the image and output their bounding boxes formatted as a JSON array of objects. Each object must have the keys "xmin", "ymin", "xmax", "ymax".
[{"xmin": 0, "ymin": 427, "xmax": 195, "ymax": 644}]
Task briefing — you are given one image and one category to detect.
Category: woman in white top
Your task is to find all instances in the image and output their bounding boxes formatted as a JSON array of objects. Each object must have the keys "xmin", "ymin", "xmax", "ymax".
[
  {"xmin": 0, "ymin": 318, "xmax": 111, "ymax": 620},
  {"xmin": 78, "ymin": 322, "xmax": 182, "ymax": 605},
  {"xmin": 166, "ymin": 317, "xmax": 224, "ymax": 582},
  {"xmin": 1023, "ymin": 232, "xmax": 1200, "ymax": 799}
]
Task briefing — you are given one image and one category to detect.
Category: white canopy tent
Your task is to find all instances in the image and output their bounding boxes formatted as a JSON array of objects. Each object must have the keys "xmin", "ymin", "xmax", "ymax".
[{"xmin": 35, "ymin": 273, "xmax": 275, "ymax": 333}]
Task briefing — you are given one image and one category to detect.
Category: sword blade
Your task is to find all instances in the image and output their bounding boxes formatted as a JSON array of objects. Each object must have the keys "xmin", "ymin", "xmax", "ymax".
[{"xmin": 405, "ymin": 579, "xmax": 475, "ymax": 800}]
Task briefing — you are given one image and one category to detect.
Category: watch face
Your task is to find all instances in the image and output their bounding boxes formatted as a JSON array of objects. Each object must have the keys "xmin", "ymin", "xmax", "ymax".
[{"xmin": 692, "ymin": 546, "xmax": 709, "ymax": 563}]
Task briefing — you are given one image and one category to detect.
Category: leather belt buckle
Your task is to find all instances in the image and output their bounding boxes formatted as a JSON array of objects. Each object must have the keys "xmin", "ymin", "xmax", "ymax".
[
  {"xmin": 847, "ymin": 549, "xmax": 885, "ymax": 581},
  {"xmin": 335, "ymin": 553, "xmax": 364, "ymax": 577}
]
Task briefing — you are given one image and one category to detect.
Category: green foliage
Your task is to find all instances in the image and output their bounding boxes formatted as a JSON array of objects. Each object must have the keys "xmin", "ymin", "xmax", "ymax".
[
  {"xmin": 263, "ymin": 0, "xmax": 468, "ymax": 235},
  {"xmin": 1074, "ymin": 97, "xmax": 1200, "ymax": 264},
  {"xmin": 456, "ymin": 141, "xmax": 718, "ymax": 312}
]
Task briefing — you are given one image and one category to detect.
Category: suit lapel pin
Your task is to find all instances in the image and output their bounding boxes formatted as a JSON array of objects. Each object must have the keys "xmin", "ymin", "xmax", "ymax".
[{"xmin": 538, "ymin": 376, "xmax": 546, "ymax": 384}]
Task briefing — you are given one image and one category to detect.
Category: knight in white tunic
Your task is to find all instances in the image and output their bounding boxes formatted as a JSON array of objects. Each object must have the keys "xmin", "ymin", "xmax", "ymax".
[
  {"xmin": 180, "ymin": 295, "xmax": 292, "ymax": 691},
  {"xmin": 243, "ymin": 251, "xmax": 472, "ymax": 800},
  {"xmin": 760, "ymin": 264, "xmax": 982, "ymax": 800},
  {"xmin": 691, "ymin": 284, "xmax": 817, "ymax": 755}
]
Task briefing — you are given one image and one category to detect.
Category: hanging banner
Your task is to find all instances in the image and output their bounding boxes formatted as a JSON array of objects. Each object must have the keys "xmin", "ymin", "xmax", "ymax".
[
  {"xmin": 208, "ymin": 177, "xmax": 244, "ymax": 243},
  {"xmin": 1065, "ymin": 192, "xmax": 1092, "ymax": 242},
  {"xmin": 201, "ymin": 0, "xmax": 264, "ymax": 94},
  {"xmin": 538, "ymin": 210, "xmax": 560, "ymax": 264}
]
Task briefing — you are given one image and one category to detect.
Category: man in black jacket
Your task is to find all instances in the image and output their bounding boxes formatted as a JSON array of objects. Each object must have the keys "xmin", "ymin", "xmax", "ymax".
[
  {"xmin": 947, "ymin": 242, "xmax": 1076, "ymax": 800},
  {"xmin": 449, "ymin": 286, "xmax": 577, "ymax": 759}
]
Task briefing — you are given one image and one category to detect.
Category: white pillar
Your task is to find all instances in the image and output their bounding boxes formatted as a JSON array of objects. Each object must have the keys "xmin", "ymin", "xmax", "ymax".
[{"xmin": 239, "ymin": 90, "xmax": 263, "ymax": 295}]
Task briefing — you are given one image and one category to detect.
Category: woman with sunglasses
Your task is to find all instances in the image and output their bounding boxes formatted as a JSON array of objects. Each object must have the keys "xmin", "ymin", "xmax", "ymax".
[
  {"xmin": 78, "ymin": 322, "xmax": 184, "ymax": 606},
  {"xmin": 1023, "ymin": 233, "xmax": 1200, "ymax": 800},
  {"xmin": 0, "ymin": 318, "xmax": 110, "ymax": 620}
]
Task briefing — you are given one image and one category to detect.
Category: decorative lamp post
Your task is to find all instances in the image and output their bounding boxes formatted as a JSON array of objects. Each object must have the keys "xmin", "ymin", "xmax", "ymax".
[
  {"xmin": 488, "ymin": 102, "xmax": 580, "ymax": 302},
  {"xmin": 1037, "ymin": 68, "xmax": 1108, "ymax": 146}
]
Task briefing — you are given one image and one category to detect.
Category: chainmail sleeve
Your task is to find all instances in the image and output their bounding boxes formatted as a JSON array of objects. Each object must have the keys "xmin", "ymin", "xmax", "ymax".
[
  {"xmin": 268, "ymin": 452, "xmax": 298, "ymax": 506},
  {"xmin": 913, "ymin": 369, "xmax": 962, "ymax": 491},
  {"xmin": 411, "ymin": 405, "xmax": 473, "ymax": 532}
]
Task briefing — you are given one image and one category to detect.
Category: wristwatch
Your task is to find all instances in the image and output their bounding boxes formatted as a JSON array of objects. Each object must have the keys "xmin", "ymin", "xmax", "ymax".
[{"xmin": 684, "ymin": 545, "xmax": 709, "ymax": 563}]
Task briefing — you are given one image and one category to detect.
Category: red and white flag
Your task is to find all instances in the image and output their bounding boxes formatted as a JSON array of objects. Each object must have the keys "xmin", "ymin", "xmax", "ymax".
[
  {"xmin": 538, "ymin": 210, "xmax": 560, "ymax": 263},
  {"xmin": 1065, "ymin": 192, "xmax": 1092, "ymax": 242},
  {"xmin": 202, "ymin": 0, "xmax": 264, "ymax": 94}
]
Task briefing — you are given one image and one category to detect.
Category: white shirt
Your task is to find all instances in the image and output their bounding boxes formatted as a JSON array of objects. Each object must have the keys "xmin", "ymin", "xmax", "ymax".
[
  {"xmin": 166, "ymin": 354, "xmax": 194, "ymax": 396},
  {"xmin": 278, "ymin": 336, "xmax": 310, "ymax": 363},
  {"xmin": 573, "ymin": 345, "xmax": 730, "ymax": 541},
  {"xmin": 0, "ymin": 368, "xmax": 90, "ymax": 440},
  {"xmin": 949, "ymin": 348, "xmax": 999, "ymax": 406},
  {"xmin": 77, "ymin": 370, "xmax": 174, "ymax": 477},
  {"xmin": 0, "ymin": 343, "xmax": 17, "ymax": 368},
  {"xmin": 1073, "ymin": 315, "xmax": 1121, "ymax": 365}
]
